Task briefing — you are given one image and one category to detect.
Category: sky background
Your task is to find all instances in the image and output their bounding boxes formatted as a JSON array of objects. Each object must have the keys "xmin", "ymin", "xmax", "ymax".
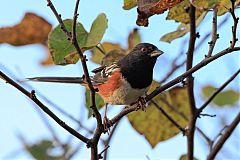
[{"xmin": 0, "ymin": 0, "xmax": 239, "ymax": 160}]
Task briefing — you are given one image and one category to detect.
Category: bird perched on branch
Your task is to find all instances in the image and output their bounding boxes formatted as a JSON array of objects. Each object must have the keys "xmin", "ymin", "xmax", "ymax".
[{"xmin": 28, "ymin": 43, "xmax": 164, "ymax": 131}]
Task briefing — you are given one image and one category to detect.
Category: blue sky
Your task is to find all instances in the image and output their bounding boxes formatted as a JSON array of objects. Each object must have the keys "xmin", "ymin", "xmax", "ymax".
[{"xmin": 0, "ymin": 0, "xmax": 239, "ymax": 159}]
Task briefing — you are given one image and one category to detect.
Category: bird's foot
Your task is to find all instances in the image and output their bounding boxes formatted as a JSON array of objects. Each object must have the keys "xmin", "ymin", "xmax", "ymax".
[
  {"xmin": 103, "ymin": 116, "xmax": 112, "ymax": 134},
  {"xmin": 136, "ymin": 97, "xmax": 147, "ymax": 112}
]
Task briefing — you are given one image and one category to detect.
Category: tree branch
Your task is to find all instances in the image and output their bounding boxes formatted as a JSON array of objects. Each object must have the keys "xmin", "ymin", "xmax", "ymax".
[
  {"xmin": 198, "ymin": 68, "xmax": 240, "ymax": 114},
  {"xmin": 207, "ymin": 112, "xmax": 240, "ymax": 160},
  {"xmin": 145, "ymin": 47, "xmax": 240, "ymax": 102},
  {"xmin": 0, "ymin": 71, "xmax": 90, "ymax": 144},
  {"xmin": 186, "ymin": 5, "xmax": 197, "ymax": 160},
  {"xmin": 45, "ymin": 1, "xmax": 103, "ymax": 158}
]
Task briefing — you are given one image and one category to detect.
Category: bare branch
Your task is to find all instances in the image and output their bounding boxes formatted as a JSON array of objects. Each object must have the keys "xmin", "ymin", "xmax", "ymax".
[
  {"xmin": 207, "ymin": 112, "xmax": 240, "ymax": 160},
  {"xmin": 207, "ymin": 8, "xmax": 218, "ymax": 57},
  {"xmin": 0, "ymin": 71, "xmax": 90, "ymax": 144},
  {"xmin": 186, "ymin": 5, "xmax": 197, "ymax": 159}
]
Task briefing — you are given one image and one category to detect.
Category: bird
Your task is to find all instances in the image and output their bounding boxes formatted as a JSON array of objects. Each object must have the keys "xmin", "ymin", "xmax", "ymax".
[{"xmin": 28, "ymin": 43, "xmax": 164, "ymax": 131}]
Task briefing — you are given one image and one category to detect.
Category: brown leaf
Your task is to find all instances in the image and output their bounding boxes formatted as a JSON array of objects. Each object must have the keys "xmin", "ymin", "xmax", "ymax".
[
  {"xmin": 136, "ymin": 0, "xmax": 184, "ymax": 26},
  {"xmin": 0, "ymin": 12, "xmax": 52, "ymax": 46},
  {"xmin": 40, "ymin": 48, "xmax": 54, "ymax": 66}
]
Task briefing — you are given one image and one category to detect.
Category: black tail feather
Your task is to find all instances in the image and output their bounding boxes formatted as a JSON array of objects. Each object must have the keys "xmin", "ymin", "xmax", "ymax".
[{"xmin": 26, "ymin": 77, "xmax": 85, "ymax": 84}]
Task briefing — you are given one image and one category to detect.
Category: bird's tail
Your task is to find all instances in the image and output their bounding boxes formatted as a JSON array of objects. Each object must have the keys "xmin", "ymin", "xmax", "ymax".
[{"xmin": 26, "ymin": 77, "xmax": 86, "ymax": 84}]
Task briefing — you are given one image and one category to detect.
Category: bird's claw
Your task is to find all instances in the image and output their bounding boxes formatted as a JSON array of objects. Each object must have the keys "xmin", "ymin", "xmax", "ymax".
[{"xmin": 136, "ymin": 97, "xmax": 147, "ymax": 112}]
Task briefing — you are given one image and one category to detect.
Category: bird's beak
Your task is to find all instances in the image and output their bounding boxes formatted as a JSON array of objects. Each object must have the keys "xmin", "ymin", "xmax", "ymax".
[{"xmin": 150, "ymin": 49, "xmax": 164, "ymax": 57}]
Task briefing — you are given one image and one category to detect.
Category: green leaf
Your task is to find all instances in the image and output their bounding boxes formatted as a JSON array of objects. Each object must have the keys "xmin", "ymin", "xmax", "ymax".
[
  {"xmin": 85, "ymin": 89, "xmax": 105, "ymax": 118},
  {"xmin": 48, "ymin": 13, "xmax": 108, "ymax": 65},
  {"xmin": 128, "ymin": 81, "xmax": 190, "ymax": 148},
  {"xmin": 91, "ymin": 42, "xmax": 122, "ymax": 64},
  {"xmin": 85, "ymin": 13, "xmax": 108, "ymax": 49},
  {"xmin": 161, "ymin": 12, "xmax": 206, "ymax": 43},
  {"xmin": 25, "ymin": 140, "xmax": 69, "ymax": 160},
  {"xmin": 166, "ymin": 0, "xmax": 203, "ymax": 24},
  {"xmin": 179, "ymin": 154, "xmax": 198, "ymax": 160},
  {"xmin": 48, "ymin": 19, "xmax": 87, "ymax": 65},
  {"xmin": 123, "ymin": 0, "xmax": 137, "ymax": 10},
  {"xmin": 202, "ymin": 85, "xmax": 240, "ymax": 107}
]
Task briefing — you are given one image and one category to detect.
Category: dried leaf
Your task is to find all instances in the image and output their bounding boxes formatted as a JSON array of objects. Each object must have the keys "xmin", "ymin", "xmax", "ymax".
[
  {"xmin": 123, "ymin": 0, "xmax": 138, "ymax": 10},
  {"xmin": 136, "ymin": 0, "xmax": 184, "ymax": 26},
  {"xmin": 101, "ymin": 49, "xmax": 126, "ymax": 66},
  {"xmin": 128, "ymin": 28, "xmax": 141, "ymax": 50},
  {"xmin": 91, "ymin": 42, "xmax": 122, "ymax": 64},
  {"xmin": 0, "ymin": 12, "xmax": 52, "ymax": 46},
  {"xmin": 128, "ymin": 81, "xmax": 190, "ymax": 147},
  {"xmin": 64, "ymin": 52, "xmax": 80, "ymax": 64}
]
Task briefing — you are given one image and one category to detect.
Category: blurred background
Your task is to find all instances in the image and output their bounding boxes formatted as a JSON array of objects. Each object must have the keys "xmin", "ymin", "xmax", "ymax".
[{"xmin": 0, "ymin": 0, "xmax": 239, "ymax": 159}]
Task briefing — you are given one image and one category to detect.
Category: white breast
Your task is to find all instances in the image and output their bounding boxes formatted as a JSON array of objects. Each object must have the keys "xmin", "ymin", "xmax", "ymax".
[{"xmin": 104, "ymin": 79, "xmax": 149, "ymax": 105}]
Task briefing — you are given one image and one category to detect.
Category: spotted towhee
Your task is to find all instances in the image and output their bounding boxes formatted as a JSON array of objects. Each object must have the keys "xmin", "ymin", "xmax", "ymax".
[{"xmin": 28, "ymin": 43, "xmax": 164, "ymax": 130}]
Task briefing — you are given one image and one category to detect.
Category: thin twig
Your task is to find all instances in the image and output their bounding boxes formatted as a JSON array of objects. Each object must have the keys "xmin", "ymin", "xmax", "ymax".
[
  {"xmin": 0, "ymin": 71, "xmax": 90, "ymax": 144},
  {"xmin": 207, "ymin": 8, "xmax": 218, "ymax": 57},
  {"xmin": 198, "ymin": 68, "xmax": 240, "ymax": 114},
  {"xmin": 151, "ymin": 100, "xmax": 186, "ymax": 134},
  {"xmin": 199, "ymin": 113, "xmax": 216, "ymax": 118},
  {"xmin": 186, "ymin": 5, "xmax": 197, "ymax": 160},
  {"xmin": 159, "ymin": 60, "xmax": 186, "ymax": 84},
  {"xmin": 98, "ymin": 145, "xmax": 110, "ymax": 159},
  {"xmin": 207, "ymin": 112, "xmax": 240, "ymax": 160},
  {"xmin": 96, "ymin": 45, "xmax": 106, "ymax": 55},
  {"xmin": 46, "ymin": 0, "xmax": 71, "ymax": 38}
]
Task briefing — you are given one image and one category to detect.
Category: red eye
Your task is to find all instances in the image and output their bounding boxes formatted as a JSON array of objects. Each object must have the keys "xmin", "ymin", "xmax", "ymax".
[{"xmin": 141, "ymin": 48, "xmax": 146, "ymax": 52}]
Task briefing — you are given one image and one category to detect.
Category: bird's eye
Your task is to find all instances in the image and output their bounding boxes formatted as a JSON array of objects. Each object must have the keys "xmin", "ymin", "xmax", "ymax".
[{"xmin": 141, "ymin": 47, "xmax": 146, "ymax": 52}]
